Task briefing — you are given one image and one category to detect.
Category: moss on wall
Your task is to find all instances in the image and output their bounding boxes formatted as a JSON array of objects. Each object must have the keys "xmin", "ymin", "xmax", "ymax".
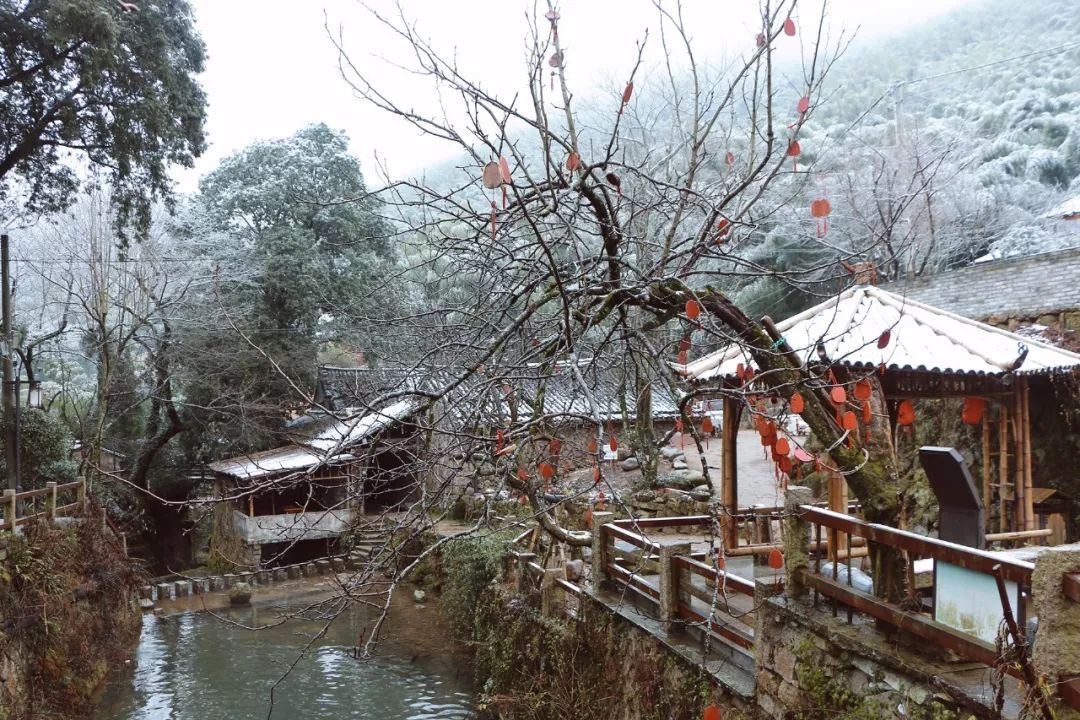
[
  {"xmin": 0, "ymin": 513, "xmax": 140, "ymax": 719},
  {"xmin": 470, "ymin": 585, "xmax": 750, "ymax": 720}
]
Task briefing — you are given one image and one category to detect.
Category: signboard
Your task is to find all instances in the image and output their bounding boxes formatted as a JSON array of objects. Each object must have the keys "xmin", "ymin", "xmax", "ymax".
[{"xmin": 934, "ymin": 561, "xmax": 1019, "ymax": 644}]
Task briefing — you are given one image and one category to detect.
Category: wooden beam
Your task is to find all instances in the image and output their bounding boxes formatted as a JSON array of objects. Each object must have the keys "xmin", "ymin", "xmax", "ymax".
[
  {"xmin": 981, "ymin": 414, "xmax": 991, "ymax": 522},
  {"xmin": 1014, "ymin": 387, "xmax": 1026, "ymax": 533},
  {"xmin": 999, "ymin": 403, "xmax": 1009, "ymax": 534},
  {"xmin": 828, "ymin": 470, "xmax": 849, "ymax": 560},
  {"xmin": 1023, "ymin": 379, "xmax": 1035, "ymax": 532},
  {"xmin": 721, "ymin": 396, "xmax": 739, "ymax": 551},
  {"xmin": 799, "ymin": 505, "xmax": 1034, "ymax": 584}
]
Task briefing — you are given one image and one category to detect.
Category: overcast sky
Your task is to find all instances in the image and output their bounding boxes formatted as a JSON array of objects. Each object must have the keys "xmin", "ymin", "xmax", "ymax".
[{"xmin": 176, "ymin": 0, "xmax": 982, "ymax": 193}]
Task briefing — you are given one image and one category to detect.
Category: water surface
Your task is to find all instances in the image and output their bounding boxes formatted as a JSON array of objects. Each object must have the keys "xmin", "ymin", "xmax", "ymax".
[{"xmin": 96, "ymin": 593, "xmax": 475, "ymax": 719}]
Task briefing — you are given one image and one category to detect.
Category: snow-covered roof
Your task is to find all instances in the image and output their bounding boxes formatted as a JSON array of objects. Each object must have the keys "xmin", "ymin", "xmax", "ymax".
[
  {"xmin": 1047, "ymin": 192, "xmax": 1080, "ymax": 220},
  {"xmin": 679, "ymin": 285, "xmax": 1080, "ymax": 383},
  {"xmin": 209, "ymin": 400, "xmax": 417, "ymax": 480}
]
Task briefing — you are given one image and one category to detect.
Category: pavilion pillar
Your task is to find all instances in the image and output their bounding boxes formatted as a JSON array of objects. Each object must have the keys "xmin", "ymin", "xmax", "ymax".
[
  {"xmin": 720, "ymin": 395, "xmax": 739, "ymax": 551},
  {"xmin": 1022, "ymin": 379, "xmax": 1035, "ymax": 532},
  {"xmin": 999, "ymin": 402, "xmax": 1010, "ymax": 533},
  {"xmin": 1013, "ymin": 386, "xmax": 1027, "ymax": 533},
  {"xmin": 827, "ymin": 469, "xmax": 849, "ymax": 561},
  {"xmin": 981, "ymin": 413, "xmax": 991, "ymax": 527}
]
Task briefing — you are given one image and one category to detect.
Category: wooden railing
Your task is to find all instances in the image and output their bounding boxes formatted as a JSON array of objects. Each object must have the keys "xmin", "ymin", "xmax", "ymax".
[
  {"xmin": 1, "ymin": 479, "xmax": 87, "ymax": 531},
  {"xmin": 595, "ymin": 514, "xmax": 776, "ymax": 658},
  {"xmin": 793, "ymin": 506, "xmax": 1077, "ymax": 697}
]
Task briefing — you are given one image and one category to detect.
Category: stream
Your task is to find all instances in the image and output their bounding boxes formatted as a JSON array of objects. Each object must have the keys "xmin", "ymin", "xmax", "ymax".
[{"xmin": 95, "ymin": 589, "xmax": 476, "ymax": 719}]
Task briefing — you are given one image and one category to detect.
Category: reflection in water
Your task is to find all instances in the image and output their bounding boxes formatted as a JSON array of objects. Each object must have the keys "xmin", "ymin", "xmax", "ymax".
[{"xmin": 96, "ymin": 599, "xmax": 474, "ymax": 719}]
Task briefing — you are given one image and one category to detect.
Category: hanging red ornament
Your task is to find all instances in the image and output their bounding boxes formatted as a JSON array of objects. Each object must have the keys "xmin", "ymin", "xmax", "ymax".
[
  {"xmin": 878, "ymin": 329, "xmax": 892, "ymax": 349},
  {"xmin": 596, "ymin": 490, "xmax": 606, "ymax": 511},
  {"xmin": 677, "ymin": 349, "xmax": 689, "ymax": 365},
  {"xmin": 787, "ymin": 139, "xmax": 801, "ymax": 171},
  {"xmin": 566, "ymin": 151, "xmax": 581, "ymax": 171},
  {"xmin": 621, "ymin": 81, "xmax": 634, "ymax": 107},
  {"xmin": 679, "ymin": 335, "xmax": 692, "ymax": 353},
  {"xmin": 790, "ymin": 391, "xmax": 804, "ymax": 413},
  {"xmin": 586, "ymin": 438, "xmax": 598, "ymax": 454},
  {"xmin": 715, "ymin": 218, "xmax": 731, "ymax": 245},
  {"xmin": 549, "ymin": 438, "xmax": 562, "ymax": 455},
  {"xmin": 704, "ymin": 704, "xmax": 722, "ymax": 720},
  {"xmin": 685, "ymin": 299, "xmax": 701, "ymax": 320},
  {"xmin": 755, "ymin": 33, "xmax": 766, "ymax": 48},
  {"xmin": 539, "ymin": 462, "xmax": 554, "ymax": 480},
  {"xmin": 897, "ymin": 399, "xmax": 915, "ymax": 426},
  {"xmin": 548, "ymin": 51, "xmax": 563, "ymax": 68},
  {"xmin": 498, "ymin": 155, "xmax": 512, "ymax": 184},
  {"xmin": 482, "ymin": 161, "xmax": 501, "ymax": 189},
  {"xmin": 794, "ymin": 446, "xmax": 813, "ymax": 463},
  {"xmin": 725, "ymin": 150, "xmax": 735, "ymax": 168},
  {"xmin": 797, "ymin": 95, "xmax": 810, "ymax": 114},
  {"xmin": 778, "ymin": 456, "xmax": 793, "ymax": 475},
  {"xmin": 962, "ymin": 396, "xmax": 984, "ymax": 425},
  {"xmin": 767, "ymin": 547, "xmax": 785, "ymax": 570},
  {"xmin": 702, "ymin": 416, "xmax": 714, "ymax": 434},
  {"xmin": 609, "ymin": 436, "xmax": 618, "ymax": 451},
  {"xmin": 842, "ymin": 411, "xmax": 858, "ymax": 432},
  {"xmin": 490, "ymin": 201, "xmax": 497, "ymax": 241},
  {"xmin": 774, "ymin": 437, "xmax": 790, "ymax": 456},
  {"xmin": 593, "ymin": 465, "xmax": 601, "ymax": 485},
  {"xmin": 784, "ymin": 17, "xmax": 796, "ymax": 36},
  {"xmin": 862, "ymin": 400, "xmax": 872, "ymax": 423},
  {"xmin": 830, "ymin": 386, "xmax": 847, "ymax": 404},
  {"xmin": 584, "ymin": 508, "xmax": 593, "ymax": 528},
  {"xmin": 853, "ymin": 378, "xmax": 872, "ymax": 401},
  {"xmin": 811, "ymin": 197, "xmax": 832, "ymax": 237}
]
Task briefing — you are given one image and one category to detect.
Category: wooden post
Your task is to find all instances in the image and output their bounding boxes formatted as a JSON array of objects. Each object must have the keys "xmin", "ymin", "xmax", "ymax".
[
  {"xmin": 981, "ymin": 414, "xmax": 991, "ymax": 524},
  {"xmin": 999, "ymin": 403, "xmax": 1009, "ymax": 533},
  {"xmin": 3, "ymin": 488, "xmax": 14, "ymax": 531},
  {"xmin": 1023, "ymin": 380, "xmax": 1035, "ymax": 532},
  {"xmin": 827, "ymin": 470, "xmax": 848, "ymax": 560},
  {"xmin": 590, "ymin": 511, "xmax": 615, "ymax": 593},
  {"xmin": 1013, "ymin": 387, "xmax": 1026, "ymax": 533},
  {"xmin": 721, "ymin": 396, "xmax": 739, "ymax": 551},
  {"xmin": 248, "ymin": 494, "xmax": 255, "ymax": 517},
  {"xmin": 76, "ymin": 478, "xmax": 86, "ymax": 506},
  {"xmin": 46, "ymin": 481, "xmax": 57, "ymax": 521}
]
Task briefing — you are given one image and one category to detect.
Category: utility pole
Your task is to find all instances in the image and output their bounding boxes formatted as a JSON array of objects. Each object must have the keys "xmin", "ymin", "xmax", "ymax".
[{"xmin": 2, "ymin": 234, "xmax": 15, "ymax": 492}]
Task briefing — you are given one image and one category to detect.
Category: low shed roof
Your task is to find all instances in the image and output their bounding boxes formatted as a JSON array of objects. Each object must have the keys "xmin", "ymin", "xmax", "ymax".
[
  {"xmin": 679, "ymin": 285, "xmax": 1080, "ymax": 384},
  {"xmin": 209, "ymin": 400, "xmax": 416, "ymax": 480}
]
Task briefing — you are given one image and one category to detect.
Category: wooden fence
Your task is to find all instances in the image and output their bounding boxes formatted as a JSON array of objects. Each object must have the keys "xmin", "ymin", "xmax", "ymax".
[
  {"xmin": 594, "ymin": 514, "xmax": 771, "ymax": 660},
  {"xmin": 1, "ymin": 479, "xmax": 87, "ymax": 531}
]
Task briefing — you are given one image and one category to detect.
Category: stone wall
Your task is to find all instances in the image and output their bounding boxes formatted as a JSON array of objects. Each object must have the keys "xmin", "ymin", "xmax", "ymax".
[
  {"xmin": 755, "ymin": 595, "xmax": 1005, "ymax": 719},
  {"xmin": 879, "ymin": 246, "xmax": 1080, "ymax": 329}
]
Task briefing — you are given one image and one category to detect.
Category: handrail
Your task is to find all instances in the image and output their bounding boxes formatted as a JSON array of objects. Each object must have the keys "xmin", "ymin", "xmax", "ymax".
[
  {"xmin": 799, "ymin": 505, "xmax": 1034, "ymax": 584},
  {"xmin": 3, "ymin": 479, "xmax": 87, "ymax": 531},
  {"xmin": 673, "ymin": 554, "xmax": 756, "ymax": 596},
  {"xmin": 603, "ymin": 523, "xmax": 659, "ymax": 552}
]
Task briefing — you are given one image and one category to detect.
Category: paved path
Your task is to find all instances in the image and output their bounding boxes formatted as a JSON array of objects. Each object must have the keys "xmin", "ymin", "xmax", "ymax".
[{"xmin": 674, "ymin": 429, "xmax": 803, "ymax": 508}]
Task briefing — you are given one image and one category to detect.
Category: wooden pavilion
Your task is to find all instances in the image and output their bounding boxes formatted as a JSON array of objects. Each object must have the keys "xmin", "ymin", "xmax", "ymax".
[{"xmin": 679, "ymin": 285, "xmax": 1080, "ymax": 549}]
